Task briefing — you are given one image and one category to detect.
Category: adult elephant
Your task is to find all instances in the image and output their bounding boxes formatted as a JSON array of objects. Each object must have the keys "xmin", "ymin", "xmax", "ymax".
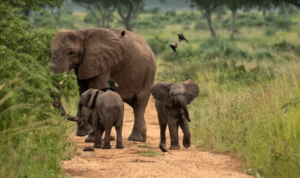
[{"xmin": 50, "ymin": 28, "xmax": 156, "ymax": 142}]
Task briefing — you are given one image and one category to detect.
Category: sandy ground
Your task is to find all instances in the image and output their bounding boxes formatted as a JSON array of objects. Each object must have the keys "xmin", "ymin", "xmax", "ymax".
[{"xmin": 62, "ymin": 98, "xmax": 252, "ymax": 178}]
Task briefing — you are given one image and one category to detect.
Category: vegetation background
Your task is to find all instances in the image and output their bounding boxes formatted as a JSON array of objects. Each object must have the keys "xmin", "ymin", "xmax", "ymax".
[{"xmin": 1, "ymin": 0, "xmax": 300, "ymax": 177}]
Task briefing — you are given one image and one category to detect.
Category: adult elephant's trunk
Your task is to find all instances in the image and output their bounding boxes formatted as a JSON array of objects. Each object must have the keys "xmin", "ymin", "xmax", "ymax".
[{"xmin": 177, "ymin": 96, "xmax": 191, "ymax": 122}]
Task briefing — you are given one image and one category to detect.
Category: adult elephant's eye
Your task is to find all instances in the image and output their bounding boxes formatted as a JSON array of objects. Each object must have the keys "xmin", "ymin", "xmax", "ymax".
[{"xmin": 69, "ymin": 51, "xmax": 75, "ymax": 56}]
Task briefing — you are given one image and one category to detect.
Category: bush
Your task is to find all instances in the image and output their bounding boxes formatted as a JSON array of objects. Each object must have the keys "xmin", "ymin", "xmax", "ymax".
[
  {"xmin": 194, "ymin": 20, "xmax": 209, "ymax": 30},
  {"xmin": 145, "ymin": 7, "xmax": 160, "ymax": 13},
  {"xmin": 199, "ymin": 39, "xmax": 249, "ymax": 59},
  {"xmin": 148, "ymin": 36, "xmax": 169, "ymax": 55},
  {"xmin": 64, "ymin": 9, "xmax": 73, "ymax": 15},
  {"xmin": 132, "ymin": 17, "xmax": 165, "ymax": 29},
  {"xmin": 165, "ymin": 10, "xmax": 176, "ymax": 16},
  {"xmin": 84, "ymin": 11, "xmax": 114, "ymax": 25},
  {"xmin": 34, "ymin": 10, "xmax": 76, "ymax": 29},
  {"xmin": 265, "ymin": 27, "xmax": 277, "ymax": 36},
  {"xmin": 0, "ymin": 2, "xmax": 77, "ymax": 177},
  {"xmin": 274, "ymin": 17, "xmax": 294, "ymax": 30}
]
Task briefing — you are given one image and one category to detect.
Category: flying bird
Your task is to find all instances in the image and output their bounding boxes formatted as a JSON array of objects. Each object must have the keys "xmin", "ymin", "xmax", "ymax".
[
  {"xmin": 121, "ymin": 31, "xmax": 125, "ymax": 37},
  {"xmin": 170, "ymin": 42, "xmax": 179, "ymax": 56},
  {"xmin": 177, "ymin": 34, "xmax": 191, "ymax": 46},
  {"xmin": 159, "ymin": 145, "xmax": 169, "ymax": 153}
]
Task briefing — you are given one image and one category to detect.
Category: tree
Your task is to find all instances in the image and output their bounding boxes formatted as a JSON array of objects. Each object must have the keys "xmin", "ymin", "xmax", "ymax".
[
  {"xmin": 8, "ymin": 0, "xmax": 63, "ymax": 16},
  {"xmin": 191, "ymin": 0, "xmax": 224, "ymax": 38},
  {"xmin": 117, "ymin": 0, "xmax": 144, "ymax": 31},
  {"xmin": 49, "ymin": 5, "xmax": 63, "ymax": 21},
  {"xmin": 73, "ymin": 0, "xmax": 117, "ymax": 28},
  {"xmin": 225, "ymin": 0, "xmax": 244, "ymax": 33}
]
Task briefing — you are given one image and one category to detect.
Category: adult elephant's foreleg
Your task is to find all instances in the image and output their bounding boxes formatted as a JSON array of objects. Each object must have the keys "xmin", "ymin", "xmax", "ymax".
[{"xmin": 128, "ymin": 93, "xmax": 150, "ymax": 142}]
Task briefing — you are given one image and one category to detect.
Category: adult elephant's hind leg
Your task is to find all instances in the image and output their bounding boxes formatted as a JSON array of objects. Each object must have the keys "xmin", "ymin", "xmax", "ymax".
[{"xmin": 128, "ymin": 93, "xmax": 150, "ymax": 142}]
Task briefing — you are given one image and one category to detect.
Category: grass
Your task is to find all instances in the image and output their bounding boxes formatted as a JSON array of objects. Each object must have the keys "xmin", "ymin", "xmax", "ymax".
[
  {"xmin": 139, "ymin": 150, "xmax": 162, "ymax": 157},
  {"xmin": 0, "ymin": 79, "xmax": 77, "ymax": 178},
  {"xmin": 137, "ymin": 145, "xmax": 151, "ymax": 148},
  {"xmin": 30, "ymin": 9, "xmax": 300, "ymax": 177}
]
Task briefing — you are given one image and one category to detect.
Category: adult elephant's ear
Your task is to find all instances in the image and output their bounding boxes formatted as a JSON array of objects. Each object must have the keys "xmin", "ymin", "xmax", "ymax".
[
  {"xmin": 181, "ymin": 79, "xmax": 199, "ymax": 104},
  {"xmin": 78, "ymin": 28, "xmax": 125, "ymax": 80},
  {"xmin": 82, "ymin": 89, "xmax": 99, "ymax": 109},
  {"xmin": 151, "ymin": 82, "xmax": 173, "ymax": 107}
]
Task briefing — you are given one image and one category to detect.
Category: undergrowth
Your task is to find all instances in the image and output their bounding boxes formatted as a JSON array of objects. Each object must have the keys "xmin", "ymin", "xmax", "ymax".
[
  {"xmin": 0, "ymin": 1, "xmax": 78, "ymax": 177},
  {"xmin": 157, "ymin": 41, "xmax": 300, "ymax": 177}
]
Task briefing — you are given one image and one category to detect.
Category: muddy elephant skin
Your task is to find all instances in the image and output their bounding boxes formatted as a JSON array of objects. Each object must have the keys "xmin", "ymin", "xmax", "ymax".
[
  {"xmin": 68, "ymin": 89, "xmax": 124, "ymax": 149},
  {"xmin": 150, "ymin": 79, "xmax": 199, "ymax": 150},
  {"xmin": 50, "ymin": 28, "xmax": 156, "ymax": 142}
]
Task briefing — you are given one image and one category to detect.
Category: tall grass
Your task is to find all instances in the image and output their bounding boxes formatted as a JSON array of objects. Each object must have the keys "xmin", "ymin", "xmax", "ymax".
[
  {"xmin": 156, "ymin": 38, "xmax": 300, "ymax": 177},
  {"xmin": 187, "ymin": 60, "xmax": 300, "ymax": 177},
  {"xmin": 0, "ymin": 78, "xmax": 76, "ymax": 178}
]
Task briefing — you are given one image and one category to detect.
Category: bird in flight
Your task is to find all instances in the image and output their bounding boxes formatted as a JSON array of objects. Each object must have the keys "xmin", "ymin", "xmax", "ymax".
[
  {"xmin": 170, "ymin": 42, "xmax": 179, "ymax": 56},
  {"xmin": 159, "ymin": 145, "xmax": 169, "ymax": 154},
  {"xmin": 178, "ymin": 34, "xmax": 191, "ymax": 46}
]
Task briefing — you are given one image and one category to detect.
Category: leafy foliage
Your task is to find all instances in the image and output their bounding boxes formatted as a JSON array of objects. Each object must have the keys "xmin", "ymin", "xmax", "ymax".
[
  {"xmin": 0, "ymin": 1, "xmax": 78, "ymax": 177},
  {"xmin": 34, "ymin": 10, "xmax": 76, "ymax": 29},
  {"xmin": 147, "ymin": 36, "xmax": 169, "ymax": 55}
]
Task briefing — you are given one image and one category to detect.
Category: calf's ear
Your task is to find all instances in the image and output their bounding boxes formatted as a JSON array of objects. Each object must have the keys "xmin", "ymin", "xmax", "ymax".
[
  {"xmin": 180, "ymin": 79, "xmax": 199, "ymax": 104},
  {"xmin": 151, "ymin": 82, "xmax": 173, "ymax": 107},
  {"xmin": 81, "ymin": 89, "xmax": 99, "ymax": 109}
]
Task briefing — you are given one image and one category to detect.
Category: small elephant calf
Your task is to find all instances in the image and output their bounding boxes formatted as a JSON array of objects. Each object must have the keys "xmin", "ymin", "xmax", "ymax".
[
  {"xmin": 68, "ymin": 89, "xmax": 124, "ymax": 149},
  {"xmin": 151, "ymin": 79, "xmax": 199, "ymax": 150}
]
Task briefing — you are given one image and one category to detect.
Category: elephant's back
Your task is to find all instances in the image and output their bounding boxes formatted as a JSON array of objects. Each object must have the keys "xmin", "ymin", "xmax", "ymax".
[
  {"xmin": 111, "ymin": 29, "xmax": 156, "ymax": 100},
  {"xmin": 98, "ymin": 91, "xmax": 123, "ymax": 110}
]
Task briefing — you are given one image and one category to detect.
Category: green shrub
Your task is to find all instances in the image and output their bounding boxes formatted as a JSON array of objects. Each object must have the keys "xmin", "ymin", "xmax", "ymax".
[
  {"xmin": 199, "ymin": 39, "xmax": 249, "ymax": 59},
  {"xmin": 132, "ymin": 17, "xmax": 165, "ymax": 29},
  {"xmin": 145, "ymin": 7, "xmax": 160, "ymax": 14},
  {"xmin": 265, "ymin": 27, "xmax": 277, "ymax": 36},
  {"xmin": 274, "ymin": 17, "xmax": 294, "ymax": 30},
  {"xmin": 194, "ymin": 20, "xmax": 209, "ymax": 30},
  {"xmin": 63, "ymin": 9, "xmax": 73, "ymax": 15},
  {"xmin": 84, "ymin": 10, "xmax": 114, "ymax": 25},
  {"xmin": 165, "ymin": 10, "xmax": 176, "ymax": 16},
  {"xmin": 148, "ymin": 36, "xmax": 169, "ymax": 55},
  {"xmin": 0, "ymin": 2, "xmax": 77, "ymax": 177},
  {"xmin": 34, "ymin": 10, "xmax": 76, "ymax": 29}
]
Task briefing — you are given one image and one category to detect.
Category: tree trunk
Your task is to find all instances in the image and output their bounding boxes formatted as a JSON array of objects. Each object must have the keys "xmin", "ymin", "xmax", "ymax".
[
  {"xmin": 217, "ymin": 6, "xmax": 222, "ymax": 23},
  {"xmin": 262, "ymin": 8, "xmax": 266, "ymax": 17},
  {"xmin": 285, "ymin": 4, "xmax": 289, "ymax": 21},
  {"xmin": 231, "ymin": 10, "xmax": 236, "ymax": 33},
  {"xmin": 117, "ymin": 3, "xmax": 133, "ymax": 31},
  {"xmin": 125, "ymin": 20, "xmax": 132, "ymax": 31},
  {"xmin": 206, "ymin": 11, "xmax": 216, "ymax": 38}
]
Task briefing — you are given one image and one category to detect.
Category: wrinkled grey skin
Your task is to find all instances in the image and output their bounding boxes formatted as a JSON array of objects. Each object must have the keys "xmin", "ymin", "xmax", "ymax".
[
  {"xmin": 50, "ymin": 28, "xmax": 156, "ymax": 143},
  {"xmin": 150, "ymin": 79, "xmax": 199, "ymax": 150},
  {"xmin": 68, "ymin": 89, "xmax": 124, "ymax": 149}
]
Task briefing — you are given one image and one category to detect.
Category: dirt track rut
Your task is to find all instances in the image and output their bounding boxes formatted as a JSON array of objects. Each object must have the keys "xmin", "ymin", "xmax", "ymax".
[{"xmin": 62, "ymin": 98, "xmax": 252, "ymax": 178}]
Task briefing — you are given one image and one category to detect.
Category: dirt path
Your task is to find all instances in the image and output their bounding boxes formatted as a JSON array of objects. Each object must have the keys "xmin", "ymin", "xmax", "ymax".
[{"xmin": 62, "ymin": 98, "xmax": 252, "ymax": 178}]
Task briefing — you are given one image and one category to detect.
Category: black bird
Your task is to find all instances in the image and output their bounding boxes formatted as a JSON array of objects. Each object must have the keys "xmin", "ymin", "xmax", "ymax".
[
  {"xmin": 121, "ymin": 31, "xmax": 125, "ymax": 37},
  {"xmin": 170, "ymin": 42, "xmax": 179, "ymax": 56},
  {"xmin": 159, "ymin": 145, "xmax": 169, "ymax": 153},
  {"xmin": 177, "ymin": 34, "xmax": 191, "ymax": 46},
  {"xmin": 100, "ymin": 78, "xmax": 118, "ymax": 92},
  {"xmin": 107, "ymin": 78, "xmax": 118, "ymax": 89}
]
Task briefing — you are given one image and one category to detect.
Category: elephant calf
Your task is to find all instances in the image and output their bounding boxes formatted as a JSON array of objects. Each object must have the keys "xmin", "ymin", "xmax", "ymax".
[
  {"xmin": 151, "ymin": 79, "xmax": 199, "ymax": 150},
  {"xmin": 68, "ymin": 89, "xmax": 124, "ymax": 149}
]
